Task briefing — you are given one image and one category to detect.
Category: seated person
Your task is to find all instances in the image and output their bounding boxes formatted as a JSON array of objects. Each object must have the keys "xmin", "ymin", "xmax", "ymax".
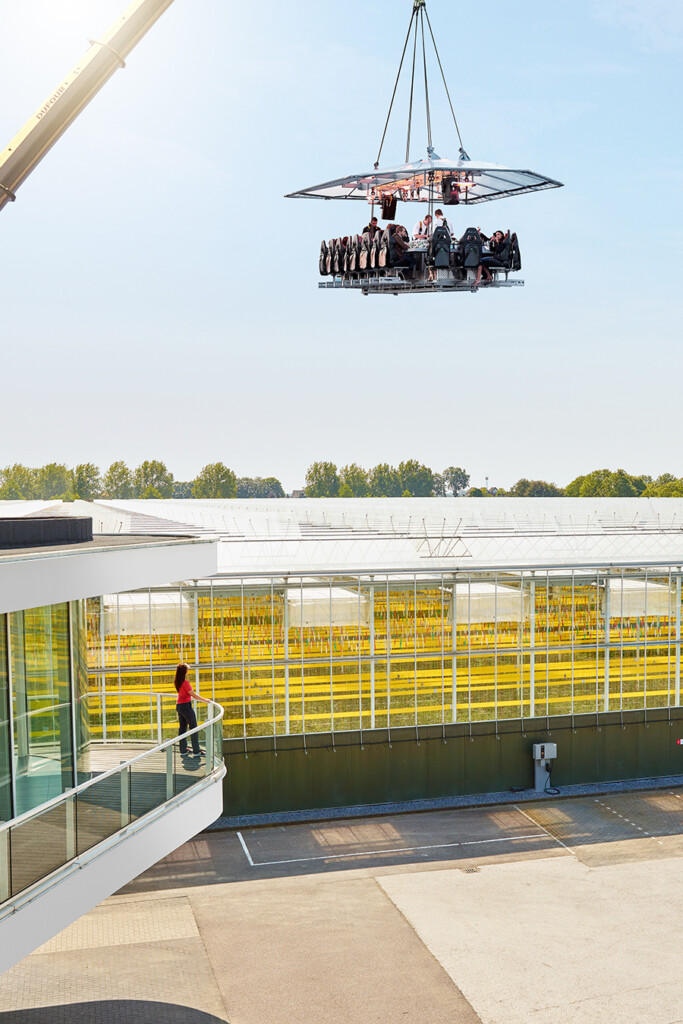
[
  {"xmin": 363, "ymin": 216, "xmax": 380, "ymax": 239},
  {"xmin": 479, "ymin": 229, "xmax": 511, "ymax": 282},
  {"xmin": 412, "ymin": 213, "xmax": 433, "ymax": 240},
  {"xmin": 391, "ymin": 224, "xmax": 418, "ymax": 273}
]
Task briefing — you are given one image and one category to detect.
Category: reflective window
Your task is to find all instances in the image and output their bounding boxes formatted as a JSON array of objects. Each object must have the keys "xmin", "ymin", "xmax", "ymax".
[
  {"xmin": 0, "ymin": 616, "xmax": 10, "ymax": 822},
  {"xmin": 10, "ymin": 604, "xmax": 73, "ymax": 816}
]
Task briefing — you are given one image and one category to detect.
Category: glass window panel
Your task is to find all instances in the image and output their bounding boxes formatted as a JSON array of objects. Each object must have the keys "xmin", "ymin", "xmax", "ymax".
[
  {"xmin": 572, "ymin": 649, "xmax": 601, "ymax": 714},
  {"xmin": 469, "ymin": 654, "xmax": 496, "ymax": 722},
  {"xmin": 416, "ymin": 656, "xmax": 445, "ymax": 726},
  {"xmin": 0, "ymin": 615, "xmax": 10, "ymax": 822},
  {"xmin": 326, "ymin": 660, "xmax": 355, "ymax": 733},
  {"xmin": 497, "ymin": 653, "xmax": 522, "ymax": 719},
  {"xmin": 453, "ymin": 655, "xmax": 470, "ymax": 722},
  {"xmin": 242, "ymin": 665, "xmax": 276, "ymax": 737},
  {"xmin": 13, "ymin": 705, "xmax": 72, "ymax": 815},
  {"xmin": 328, "ymin": 661, "xmax": 360, "ymax": 733},
  {"xmin": 645, "ymin": 645, "xmax": 672, "ymax": 708},
  {"xmin": 211, "ymin": 589, "xmax": 244, "ymax": 666},
  {"xmin": 386, "ymin": 657, "xmax": 415, "ymax": 729},
  {"xmin": 242, "ymin": 589, "xmax": 275, "ymax": 665},
  {"xmin": 373, "ymin": 587, "xmax": 389, "ymax": 657},
  {"xmin": 214, "ymin": 668, "xmax": 246, "ymax": 738},
  {"xmin": 9, "ymin": 603, "xmax": 73, "ymax": 815},
  {"xmin": 545, "ymin": 651, "xmax": 574, "ymax": 716},
  {"xmin": 621, "ymin": 644, "xmax": 645, "ymax": 710}
]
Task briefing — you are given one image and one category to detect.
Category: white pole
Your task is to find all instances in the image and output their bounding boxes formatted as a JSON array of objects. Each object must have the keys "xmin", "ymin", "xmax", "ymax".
[
  {"xmin": 603, "ymin": 578, "xmax": 611, "ymax": 712},
  {"xmin": 676, "ymin": 573, "xmax": 681, "ymax": 707},
  {"xmin": 451, "ymin": 581, "xmax": 457, "ymax": 723},
  {"xmin": 369, "ymin": 578, "xmax": 375, "ymax": 730},
  {"xmin": 284, "ymin": 581, "xmax": 290, "ymax": 734},
  {"xmin": 529, "ymin": 574, "xmax": 535, "ymax": 718}
]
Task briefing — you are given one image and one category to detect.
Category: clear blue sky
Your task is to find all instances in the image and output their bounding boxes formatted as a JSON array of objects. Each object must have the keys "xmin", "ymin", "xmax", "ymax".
[{"xmin": 1, "ymin": 0, "xmax": 681, "ymax": 491}]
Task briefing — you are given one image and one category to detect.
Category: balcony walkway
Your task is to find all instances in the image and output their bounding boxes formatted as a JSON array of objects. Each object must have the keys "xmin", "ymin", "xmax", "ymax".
[{"xmin": 0, "ymin": 693, "xmax": 225, "ymax": 974}]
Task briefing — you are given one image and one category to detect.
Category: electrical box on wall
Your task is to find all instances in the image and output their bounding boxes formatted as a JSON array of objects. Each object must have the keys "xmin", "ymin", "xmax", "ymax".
[{"xmin": 532, "ymin": 742, "xmax": 557, "ymax": 760}]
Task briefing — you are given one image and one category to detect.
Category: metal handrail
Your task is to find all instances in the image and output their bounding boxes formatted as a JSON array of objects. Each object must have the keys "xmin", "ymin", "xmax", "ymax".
[{"xmin": 0, "ymin": 691, "xmax": 224, "ymax": 836}]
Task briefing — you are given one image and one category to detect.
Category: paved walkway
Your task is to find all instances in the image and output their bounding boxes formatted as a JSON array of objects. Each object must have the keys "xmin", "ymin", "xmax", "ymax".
[{"xmin": 1, "ymin": 787, "xmax": 682, "ymax": 1023}]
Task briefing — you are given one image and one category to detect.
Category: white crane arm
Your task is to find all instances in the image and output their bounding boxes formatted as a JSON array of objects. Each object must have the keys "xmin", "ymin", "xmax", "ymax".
[{"xmin": 0, "ymin": 0, "xmax": 176, "ymax": 213}]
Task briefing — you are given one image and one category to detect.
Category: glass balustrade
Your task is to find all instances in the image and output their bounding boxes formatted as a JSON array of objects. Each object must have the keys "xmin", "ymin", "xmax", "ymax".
[{"xmin": 0, "ymin": 691, "xmax": 224, "ymax": 908}]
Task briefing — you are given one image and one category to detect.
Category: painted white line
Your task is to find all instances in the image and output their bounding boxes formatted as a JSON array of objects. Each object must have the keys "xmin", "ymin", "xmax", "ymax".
[
  {"xmin": 514, "ymin": 805, "xmax": 577, "ymax": 857},
  {"xmin": 593, "ymin": 800, "xmax": 655, "ymax": 840},
  {"xmin": 236, "ymin": 831, "xmax": 254, "ymax": 867},
  {"xmin": 240, "ymin": 832, "xmax": 548, "ymax": 869}
]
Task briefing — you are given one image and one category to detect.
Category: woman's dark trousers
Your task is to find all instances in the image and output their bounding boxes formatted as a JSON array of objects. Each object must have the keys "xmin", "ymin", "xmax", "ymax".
[{"xmin": 177, "ymin": 702, "xmax": 200, "ymax": 754}]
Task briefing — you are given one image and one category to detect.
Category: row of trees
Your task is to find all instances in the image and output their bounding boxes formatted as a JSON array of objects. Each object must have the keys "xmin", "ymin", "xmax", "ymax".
[
  {"xmin": 2, "ymin": 461, "xmax": 682, "ymax": 502},
  {"xmin": 494, "ymin": 471, "xmax": 682, "ymax": 498},
  {"xmin": 305, "ymin": 465, "xmax": 683, "ymax": 499},
  {"xmin": 304, "ymin": 462, "xmax": 470, "ymax": 498},
  {"xmin": 0, "ymin": 461, "xmax": 285, "ymax": 501}
]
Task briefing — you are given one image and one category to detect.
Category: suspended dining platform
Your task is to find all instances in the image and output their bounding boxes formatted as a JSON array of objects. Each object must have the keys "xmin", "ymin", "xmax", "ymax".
[{"xmin": 286, "ymin": 0, "xmax": 563, "ymax": 297}]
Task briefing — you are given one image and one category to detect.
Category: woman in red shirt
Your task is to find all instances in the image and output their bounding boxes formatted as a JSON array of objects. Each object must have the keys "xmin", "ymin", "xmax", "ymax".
[{"xmin": 174, "ymin": 663, "xmax": 207, "ymax": 757}]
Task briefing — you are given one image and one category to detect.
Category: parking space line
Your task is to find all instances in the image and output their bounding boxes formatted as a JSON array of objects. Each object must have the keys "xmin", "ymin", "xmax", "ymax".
[
  {"xmin": 236, "ymin": 832, "xmax": 549, "ymax": 868},
  {"xmin": 514, "ymin": 805, "xmax": 577, "ymax": 856},
  {"xmin": 237, "ymin": 831, "xmax": 254, "ymax": 867}
]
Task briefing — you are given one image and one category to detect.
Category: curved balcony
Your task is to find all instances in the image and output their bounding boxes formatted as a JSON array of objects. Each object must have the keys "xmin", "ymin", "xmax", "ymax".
[{"xmin": 0, "ymin": 691, "xmax": 225, "ymax": 974}]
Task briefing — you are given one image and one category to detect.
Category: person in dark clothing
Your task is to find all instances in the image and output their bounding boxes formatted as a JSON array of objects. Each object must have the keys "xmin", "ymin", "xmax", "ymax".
[
  {"xmin": 390, "ymin": 224, "xmax": 418, "ymax": 274},
  {"xmin": 174, "ymin": 662, "xmax": 208, "ymax": 758},
  {"xmin": 363, "ymin": 216, "xmax": 380, "ymax": 239},
  {"xmin": 479, "ymin": 229, "xmax": 510, "ymax": 282}
]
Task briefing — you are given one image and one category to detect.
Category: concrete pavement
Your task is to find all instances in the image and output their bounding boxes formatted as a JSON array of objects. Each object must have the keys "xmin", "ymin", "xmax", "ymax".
[{"xmin": 0, "ymin": 787, "xmax": 681, "ymax": 1024}]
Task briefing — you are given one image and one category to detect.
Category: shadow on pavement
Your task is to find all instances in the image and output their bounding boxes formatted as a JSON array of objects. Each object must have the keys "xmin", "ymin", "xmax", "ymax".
[
  {"xmin": 0, "ymin": 1002, "xmax": 228, "ymax": 1024},
  {"xmin": 120, "ymin": 789, "xmax": 683, "ymax": 894}
]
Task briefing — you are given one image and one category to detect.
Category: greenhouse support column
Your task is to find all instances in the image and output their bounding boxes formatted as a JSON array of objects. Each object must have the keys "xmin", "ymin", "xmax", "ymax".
[
  {"xmin": 369, "ymin": 579, "xmax": 375, "ymax": 730},
  {"xmin": 603, "ymin": 581, "xmax": 611, "ymax": 712},
  {"xmin": 451, "ymin": 582, "xmax": 457, "ymax": 723},
  {"xmin": 676, "ymin": 574, "xmax": 681, "ymax": 706},
  {"xmin": 529, "ymin": 575, "xmax": 535, "ymax": 717},
  {"xmin": 283, "ymin": 583, "xmax": 290, "ymax": 734},
  {"xmin": 100, "ymin": 598, "xmax": 107, "ymax": 742},
  {"xmin": 194, "ymin": 586, "xmax": 200, "ymax": 678}
]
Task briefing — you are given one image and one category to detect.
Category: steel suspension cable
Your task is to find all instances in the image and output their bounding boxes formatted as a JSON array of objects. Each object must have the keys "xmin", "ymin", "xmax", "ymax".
[
  {"xmin": 405, "ymin": 11, "xmax": 419, "ymax": 163},
  {"xmin": 424, "ymin": 6, "xmax": 464, "ymax": 152},
  {"xmin": 375, "ymin": 8, "xmax": 417, "ymax": 168},
  {"xmin": 420, "ymin": 7, "xmax": 432, "ymax": 151}
]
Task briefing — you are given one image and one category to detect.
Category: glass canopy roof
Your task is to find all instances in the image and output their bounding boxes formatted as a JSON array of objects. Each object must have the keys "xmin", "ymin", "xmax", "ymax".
[{"xmin": 286, "ymin": 151, "xmax": 563, "ymax": 206}]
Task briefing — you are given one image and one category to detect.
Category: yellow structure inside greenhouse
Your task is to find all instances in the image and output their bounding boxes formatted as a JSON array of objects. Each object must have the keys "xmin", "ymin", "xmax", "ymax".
[{"xmin": 85, "ymin": 571, "xmax": 682, "ymax": 740}]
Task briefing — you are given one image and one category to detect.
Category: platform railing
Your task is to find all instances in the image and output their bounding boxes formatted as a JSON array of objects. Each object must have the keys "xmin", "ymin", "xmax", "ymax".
[{"xmin": 0, "ymin": 692, "xmax": 224, "ymax": 908}]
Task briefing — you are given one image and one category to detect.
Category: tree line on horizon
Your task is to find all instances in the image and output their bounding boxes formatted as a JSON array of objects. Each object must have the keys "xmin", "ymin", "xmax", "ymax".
[
  {"xmin": 0, "ymin": 461, "xmax": 284, "ymax": 501},
  {"xmin": 305, "ymin": 463, "xmax": 683, "ymax": 498},
  {"xmin": 1, "ymin": 461, "xmax": 682, "ymax": 501}
]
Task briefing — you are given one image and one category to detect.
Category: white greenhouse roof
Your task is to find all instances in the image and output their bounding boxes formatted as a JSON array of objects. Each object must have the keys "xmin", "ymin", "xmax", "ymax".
[{"xmin": 12, "ymin": 497, "xmax": 683, "ymax": 576}]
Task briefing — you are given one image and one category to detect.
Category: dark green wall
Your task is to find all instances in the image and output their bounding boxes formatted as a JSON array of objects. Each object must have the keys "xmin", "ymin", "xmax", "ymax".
[{"xmin": 222, "ymin": 707, "xmax": 683, "ymax": 817}]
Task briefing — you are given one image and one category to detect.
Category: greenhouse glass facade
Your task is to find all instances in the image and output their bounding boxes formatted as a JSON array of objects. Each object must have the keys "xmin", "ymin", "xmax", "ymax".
[{"xmin": 86, "ymin": 565, "xmax": 683, "ymax": 740}]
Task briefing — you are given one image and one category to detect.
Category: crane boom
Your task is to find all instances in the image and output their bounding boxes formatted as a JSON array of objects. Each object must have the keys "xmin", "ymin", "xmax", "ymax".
[{"xmin": 0, "ymin": 0, "xmax": 176, "ymax": 213}]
